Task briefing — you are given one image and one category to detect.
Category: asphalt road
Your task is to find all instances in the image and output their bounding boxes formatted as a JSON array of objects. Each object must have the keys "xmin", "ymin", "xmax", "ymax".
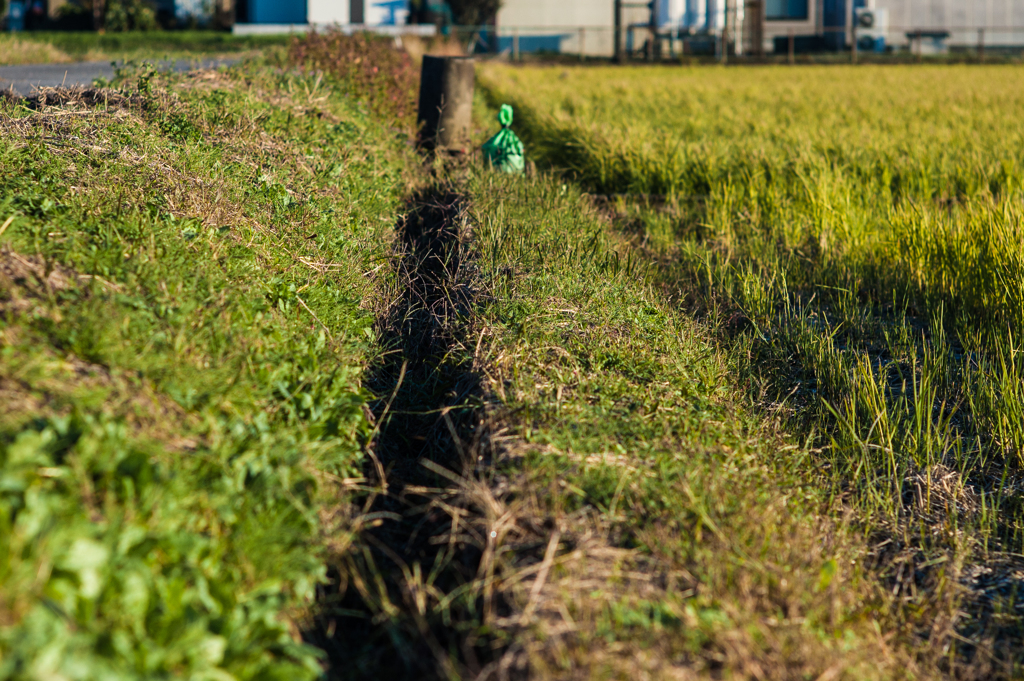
[{"xmin": 0, "ymin": 57, "xmax": 239, "ymax": 96}]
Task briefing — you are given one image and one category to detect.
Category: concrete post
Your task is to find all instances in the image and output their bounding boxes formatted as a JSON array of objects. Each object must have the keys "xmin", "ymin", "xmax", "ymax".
[{"xmin": 417, "ymin": 56, "xmax": 476, "ymax": 152}]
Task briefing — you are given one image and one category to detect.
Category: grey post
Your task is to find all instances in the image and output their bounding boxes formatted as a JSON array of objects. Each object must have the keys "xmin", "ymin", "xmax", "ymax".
[{"xmin": 417, "ymin": 56, "xmax": 476, "ymax": 151}]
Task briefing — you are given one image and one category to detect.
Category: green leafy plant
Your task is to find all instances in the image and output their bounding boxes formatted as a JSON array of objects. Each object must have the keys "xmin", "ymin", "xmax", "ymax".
[{"xmin": 103, "ymin": 0, "xmax": 158, "ymax": 31}]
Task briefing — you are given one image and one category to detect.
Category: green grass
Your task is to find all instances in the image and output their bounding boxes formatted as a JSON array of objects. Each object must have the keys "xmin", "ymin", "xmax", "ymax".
[
  {"xmin": 32, "ymin": 30, "xmax": 292, "ymax": 55},
  {"xmin": 461, "ymin": 167, "xmax": 922, "ymax": 678},
  {"xmin": 0, "ymin": 59, "xmax": 412, "ymax": 677},
  {"xmin": 0, "ymin": 31, "xmax": 292, "ymax": 65},
  {"xmin": 478, "ymin": 63, "xmax": 1024, "ymax": 672}
]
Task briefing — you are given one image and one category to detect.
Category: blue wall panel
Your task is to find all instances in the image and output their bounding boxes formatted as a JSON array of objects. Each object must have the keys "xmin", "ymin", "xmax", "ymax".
[
  {"xmin": 250, "ymin": 0, "xmax": 306, "ymax": 24},
  {"xmin": 495, "ymin": 35, "xmax": 567, "ymax": 54},
  {"xmin": 822, "ymin": 0, "xmax": 846, "ymax": 49}
]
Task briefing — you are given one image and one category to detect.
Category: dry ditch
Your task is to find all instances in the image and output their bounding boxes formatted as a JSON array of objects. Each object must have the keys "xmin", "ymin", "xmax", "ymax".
[{"xmin": 304, "ymin": 184, "xmax": 523, "ymax": 679}]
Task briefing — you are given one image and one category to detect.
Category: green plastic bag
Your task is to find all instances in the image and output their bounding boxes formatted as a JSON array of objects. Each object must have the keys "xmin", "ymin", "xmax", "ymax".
[{"xmin": 482, "ymin": 104, "xmax": 525, "ymax": 174}]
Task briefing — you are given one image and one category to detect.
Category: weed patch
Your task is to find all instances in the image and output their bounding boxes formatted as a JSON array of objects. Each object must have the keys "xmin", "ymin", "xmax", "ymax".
[{"xmin": 289, "ymin": 30, "xmax": 419, "ymax": 127}]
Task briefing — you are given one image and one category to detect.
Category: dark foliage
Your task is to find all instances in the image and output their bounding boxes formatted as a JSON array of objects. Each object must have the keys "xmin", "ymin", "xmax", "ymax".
[
  {"xmin": 56, "ymin": 0, "xmax": 158, "ymax": 31},
  {"xmin": 448, "ymin": 0, "xmax": 501, "ymax": 26}
]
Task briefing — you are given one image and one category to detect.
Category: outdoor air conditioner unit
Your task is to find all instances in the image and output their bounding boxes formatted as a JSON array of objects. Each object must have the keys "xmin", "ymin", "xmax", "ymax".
[{"xmin": 854, "ymin": 7, "xmax": 888, "ymax": 53}]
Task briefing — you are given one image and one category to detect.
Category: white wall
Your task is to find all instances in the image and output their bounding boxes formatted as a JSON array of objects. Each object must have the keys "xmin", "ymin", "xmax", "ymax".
[
  {"xmin": 497, "ymin": 0, "xmax": 613, "ymax": 28},
  {"xmin": 875, "ymin": 0, "xmax": 1024, "ymax": 47},
  {"xmin": 496, "ymin": 0, "xmax": 637, "ymax": 57},
  {"xmin": 309, "ymin": 0, "xmax": 349, "ymax": 24}
]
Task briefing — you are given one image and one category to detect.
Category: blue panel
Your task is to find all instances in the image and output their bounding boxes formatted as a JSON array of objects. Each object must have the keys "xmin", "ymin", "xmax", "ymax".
[
  {"xmin": 822, "ymin": 0, "xmax": 845, "ymax": 49},
  {"xmin": 766, "ymin": 0, "xmax": 808, "ymax": 20},
  {"xmin": 495, "ymin": 35, "xmax": 568, "ymax": 54},
  {"xmin": 373, "ymin": 0, "xmax": 408, "ymax": 25},
  {"xmin": 8, "ymin": 1, "xmax": 25, "ymax": 31},
  {"xmin": 856, "ymin": 35, "xmax": 885, "ymax": 52},
  {"xmin": 250, "ymin": 0, "xmax": 306, "ymax": 24},
  {"xmin": 822, "ymin": 0, "xmax": 844, "ymax": 27}
]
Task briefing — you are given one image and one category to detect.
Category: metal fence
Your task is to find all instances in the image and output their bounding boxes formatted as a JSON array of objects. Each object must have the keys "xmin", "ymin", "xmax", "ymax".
[{"xmin": 446, "ymin": 15, "xmax": 1024, "ymax": 63}]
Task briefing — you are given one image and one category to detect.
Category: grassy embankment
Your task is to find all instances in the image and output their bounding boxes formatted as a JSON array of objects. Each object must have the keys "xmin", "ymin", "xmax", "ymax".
[
  {"xmin": 0, "ymin": 31, "xmax": 292, "ymax": 66},
  {"xmin": 480, "ymin": 62, "xmax": 1024, "ymax": 672},
  {"xmin": 449, "ymin": 167, "xmax": 927, "ymax": 678},
  {"xmin": 0, "ymin": 53, "xmax": 414, "ymax": 676}
]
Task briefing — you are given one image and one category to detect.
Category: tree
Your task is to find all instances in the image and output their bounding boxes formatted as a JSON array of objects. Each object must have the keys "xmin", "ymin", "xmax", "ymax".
[
  {"xmin": 447, "ymin": 0, "xmax": 501, "ymax": 26},
  {"xmin": 104, "ymin": 0, "xmax": 157, "ymax": 31},
  {"xmin": 61, "ymin": 0, "xmax": 156, "ymax": 31}
]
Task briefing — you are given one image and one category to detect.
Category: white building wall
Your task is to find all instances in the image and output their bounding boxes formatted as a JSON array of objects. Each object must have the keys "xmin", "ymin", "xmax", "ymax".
[
  {"xmin": 309, "ymin": 0, "xmax": 349, "ymax": 24},
  {"xmin": 496, "ymin": 0, "xmax": 647, "ymax": 56},
  {"xmin": 875, "ymin": 0, "xmax": 1024, "ymax": 47},
  {"xmin": 497, "ymin": 0, "xmax": 612, "ymax": 27},
  {"xmin": 488, "ymin": 0, "xmax": 1023, "ymax": 55},
  {"xmin": 755, "ymin": 0, "xmax": 1022, "ymax": 53}
]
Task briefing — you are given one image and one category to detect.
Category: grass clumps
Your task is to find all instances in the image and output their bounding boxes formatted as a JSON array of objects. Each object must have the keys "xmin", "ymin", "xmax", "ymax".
[{"xmin": 0, "ymin": 58, "xmax": 413, "ymax": 678}]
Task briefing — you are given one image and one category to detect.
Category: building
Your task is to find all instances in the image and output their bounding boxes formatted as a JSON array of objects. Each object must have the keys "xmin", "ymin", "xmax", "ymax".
[
  {"xmin": 228, "ymin": 0, "xmax": 1023, "ymax": 53},
  {"xmin": 492, "ymin": 0, "xmax": 1024, "ymax": 57},
  {"xmin": 680, "ymin": 0, "xmax": 1024, "ymax": 54},
  {"xmin": 234, "ymin": 0, "xmax": 416, "ymax": 30},
  {"xmin": 494, "ymin": 2, "xmax": 624, "ymax": 57},
  {"xmin": 863, "ymin": 0, "xmax": 1024, "ymax": 51}
]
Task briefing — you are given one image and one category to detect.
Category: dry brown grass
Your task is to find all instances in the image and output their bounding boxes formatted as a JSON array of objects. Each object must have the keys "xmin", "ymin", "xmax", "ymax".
[{"xmin": 0, "ymin": 35, "xmax": 73, "ymax": 66}]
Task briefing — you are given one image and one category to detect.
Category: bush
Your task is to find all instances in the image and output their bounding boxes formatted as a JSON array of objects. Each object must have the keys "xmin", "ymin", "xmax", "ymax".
[
  {"xmin": 104, "ymin": 0, "xmax": 158, "ymax": 31},
  {"xmin": 289, "ymin": 30, "xmax": 418, "ymax": 127},
  {"xmin": 55, "ymin": 0, "xmax": 158, "ymax": 32}
]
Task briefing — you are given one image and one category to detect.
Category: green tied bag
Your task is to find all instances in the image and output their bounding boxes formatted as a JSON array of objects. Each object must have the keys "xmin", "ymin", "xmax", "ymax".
[{"xmin": 482, "ymin": 104, "xmax": 525, "ymax": 174}]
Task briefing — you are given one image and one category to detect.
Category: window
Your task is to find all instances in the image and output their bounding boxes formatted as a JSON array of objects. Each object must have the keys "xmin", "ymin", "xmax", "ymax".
[{"xmin": 766, "ymin": 0, "xmax": 809, "ymax": 20}]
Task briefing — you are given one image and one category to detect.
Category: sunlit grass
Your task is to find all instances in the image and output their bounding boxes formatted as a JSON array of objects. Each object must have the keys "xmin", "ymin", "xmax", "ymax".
[
  {"xmin": 0, "ymin": 60, "xmax": 412, "ymax": 677},
  {"xmin": 481, "ymin": 62, "xmax": 1024, "ymax": 669}
]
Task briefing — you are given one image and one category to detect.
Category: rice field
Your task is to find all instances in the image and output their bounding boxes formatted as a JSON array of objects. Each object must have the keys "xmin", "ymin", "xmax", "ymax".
[{"xmin": 480, "ymin": 63, "xmax": 1024, "ymax": 658}]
